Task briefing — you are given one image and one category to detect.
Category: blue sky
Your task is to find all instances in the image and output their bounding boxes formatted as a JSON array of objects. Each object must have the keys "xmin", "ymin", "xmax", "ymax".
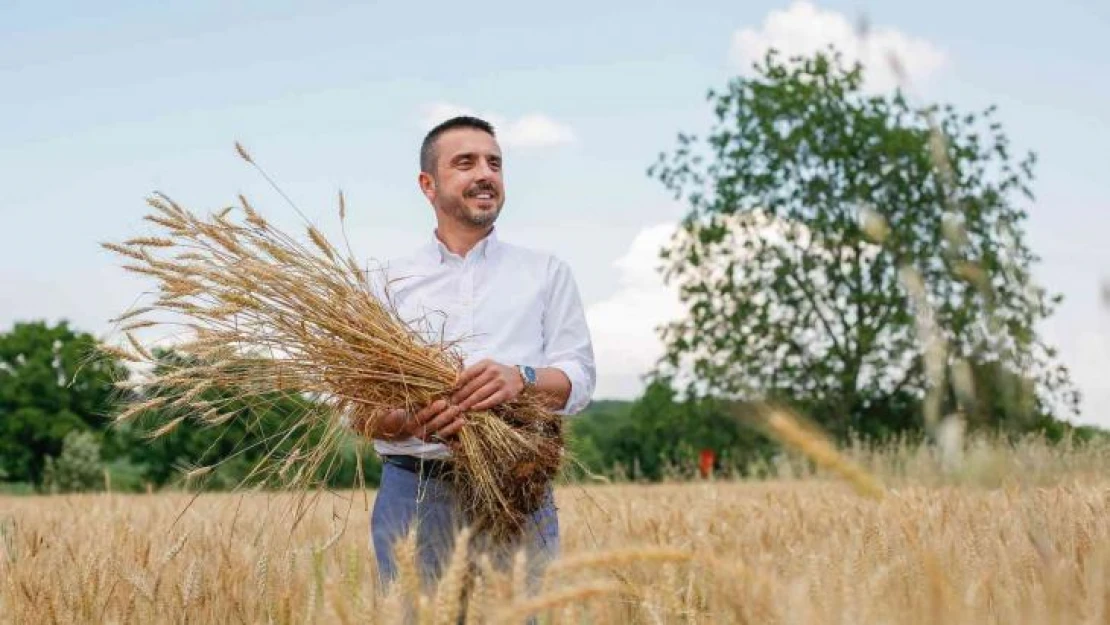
[{"xmin": 2, "ymin": 1, "xmax": 1107, "ymax": 425}]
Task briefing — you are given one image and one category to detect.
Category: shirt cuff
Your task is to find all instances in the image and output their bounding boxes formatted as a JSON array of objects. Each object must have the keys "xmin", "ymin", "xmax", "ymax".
[{"xmin": 546, "ymin": 361, "xmax": 593, "ymax": 416}]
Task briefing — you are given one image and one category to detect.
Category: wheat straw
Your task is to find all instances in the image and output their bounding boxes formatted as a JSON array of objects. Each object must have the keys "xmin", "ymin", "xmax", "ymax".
[{"xmin": 99, "ymin": 157, "xmax": 564, "ymax": 538}]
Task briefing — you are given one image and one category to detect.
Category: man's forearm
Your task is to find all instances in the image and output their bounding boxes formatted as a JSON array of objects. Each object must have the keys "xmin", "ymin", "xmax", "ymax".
[
  {"xmin": 534, "ymin": 367, "xmax": 572, "ymax": 412},
  {"xmin": 357, "ymin": 367, "xmax": 572, "ymax": 438}
]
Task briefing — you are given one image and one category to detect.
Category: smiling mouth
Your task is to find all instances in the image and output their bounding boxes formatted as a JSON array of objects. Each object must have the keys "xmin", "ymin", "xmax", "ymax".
[{"xmin": 469, "ymin": 191, "xmax": 497, "ymax": 203}]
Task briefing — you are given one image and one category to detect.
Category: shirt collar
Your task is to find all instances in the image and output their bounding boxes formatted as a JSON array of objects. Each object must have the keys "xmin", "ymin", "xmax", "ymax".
[{"xmin": 423, "ymin": 227, "xmax": 500, "ymax": 265}]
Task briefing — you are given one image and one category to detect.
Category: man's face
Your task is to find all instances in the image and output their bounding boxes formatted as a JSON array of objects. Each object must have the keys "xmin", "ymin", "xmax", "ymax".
[{"xmin": 423, "ymin": 128, "xmax": 505, "ymax": 228}]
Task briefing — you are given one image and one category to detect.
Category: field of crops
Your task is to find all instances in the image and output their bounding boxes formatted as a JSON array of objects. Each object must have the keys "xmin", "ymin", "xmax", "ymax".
[{"xmin": 3, "ymin": 436, "xmax": 1109, "ymax": 624}]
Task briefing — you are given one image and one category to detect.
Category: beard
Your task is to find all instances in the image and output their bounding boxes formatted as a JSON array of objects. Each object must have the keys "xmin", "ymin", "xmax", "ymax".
[{"xmin": 439, "ymin": 183, "xmax": 503, "ymax": 228}]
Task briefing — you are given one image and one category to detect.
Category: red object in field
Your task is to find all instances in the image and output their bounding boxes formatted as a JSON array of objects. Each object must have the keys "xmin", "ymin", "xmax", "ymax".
[{"xmin": 699, "ymin": 449, "xmax": 716, "ymax": 478}]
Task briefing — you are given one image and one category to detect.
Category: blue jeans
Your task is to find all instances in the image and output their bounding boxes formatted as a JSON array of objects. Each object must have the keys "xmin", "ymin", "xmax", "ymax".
[{"xmin": 371, "ymin": 462, "xmax": 560, "ymax": 590}]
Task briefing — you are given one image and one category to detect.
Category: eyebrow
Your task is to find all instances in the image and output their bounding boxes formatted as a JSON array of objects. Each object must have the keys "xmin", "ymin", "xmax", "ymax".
[{"xmin": 449, "ymin": 152, "xmax": 501, "ymax": 163}]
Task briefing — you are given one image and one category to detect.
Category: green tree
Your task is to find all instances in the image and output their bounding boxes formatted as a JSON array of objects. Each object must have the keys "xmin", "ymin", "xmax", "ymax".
[
  {"xmin": 122, "ymin": 348, "xmax": 380, "ymax": 490},
  {"xmin": 566, "ymin": 400, "xmax": 635, "ymax": 475},
  {"xmin": 0, "ymin": 321, "xmax": 126, "ymax": 484},
  {"xmin": 648, "ymin": 48, "xmax": 1078, "ymax": 439},
  {"xmin": 570, "ymin": 382, "xmax": 774, "ymax": 481},
  {"xmin": 43, "ymin": 430, "xmax": 104, "ymax": 493}
]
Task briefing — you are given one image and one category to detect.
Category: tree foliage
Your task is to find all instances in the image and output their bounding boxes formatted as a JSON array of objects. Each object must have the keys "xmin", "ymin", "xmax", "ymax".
[
  {"xmin": 0, "ymin": 321, "xmax": 124, "ymax": 483},
  {"xmin": 0, "ymin": 321, "xmax": 379, "ymax": 491},
  {"xmin": 42, "ymin": 430, "xmax": 104, "ymax": 493},
  {"xmin": 648, "ymin": 48, "xmax": 1078, "ymax": 437},
  {"xmin": 568, "ymin": 381, "xmax": 775, "ymax": 480},
  {"xmin": 120, "ymin": 348, "xmax": 380, "ymax": 490}
]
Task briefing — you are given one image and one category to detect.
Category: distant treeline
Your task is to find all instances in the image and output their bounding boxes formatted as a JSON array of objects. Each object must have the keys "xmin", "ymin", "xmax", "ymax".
[{"xmin": 1, "ymin": 321, "xmax": 1102, "ymax": 494}]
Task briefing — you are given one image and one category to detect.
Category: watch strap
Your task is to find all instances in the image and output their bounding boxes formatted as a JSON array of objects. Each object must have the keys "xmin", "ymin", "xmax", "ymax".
[{"xmin": 517, "ymin": 364, "xmax": 536, "ymax": 388}]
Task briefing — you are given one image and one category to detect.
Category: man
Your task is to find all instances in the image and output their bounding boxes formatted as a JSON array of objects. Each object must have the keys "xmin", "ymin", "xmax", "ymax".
[{"xmin": 356, "ymin": 115, "xmax": 596, "ymax": 587}]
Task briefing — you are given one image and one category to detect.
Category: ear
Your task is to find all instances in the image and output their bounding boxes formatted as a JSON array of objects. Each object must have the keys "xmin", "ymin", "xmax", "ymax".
[{"xmin": 418, "ymin": 171, "xmax": 436, "ymax": 203}]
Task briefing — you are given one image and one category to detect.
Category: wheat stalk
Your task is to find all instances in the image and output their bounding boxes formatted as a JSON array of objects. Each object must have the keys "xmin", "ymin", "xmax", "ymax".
[
  {"xmin": 762, "ymin": 408, "xmax": 885, "ymax": 499},
  {"xmin": 98, "ymin": 157, "xmax": 565, "ymax": 537},
  {"xmin": 494, "ymin": 581, "xmax": 627, "ymax": 624},
  {"xmin": 433, "ymin": 528, "xmax": 472, "ymax": 625}
]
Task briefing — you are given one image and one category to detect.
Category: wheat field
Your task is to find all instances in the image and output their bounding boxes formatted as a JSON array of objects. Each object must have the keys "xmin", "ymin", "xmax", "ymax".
[{"xmin": 2, "ymin": 436, "xmax": 1109, "ymax": 624}]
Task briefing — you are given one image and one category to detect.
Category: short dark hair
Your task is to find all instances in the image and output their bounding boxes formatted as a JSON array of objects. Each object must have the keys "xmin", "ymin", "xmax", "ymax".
[{"xmin": 420, "ymin": 115, "xmax": 496, "ymax": 175}]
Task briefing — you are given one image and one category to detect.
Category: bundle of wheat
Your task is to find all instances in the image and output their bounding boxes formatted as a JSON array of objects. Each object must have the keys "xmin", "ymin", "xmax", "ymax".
[{"xmin": 99, "ymin": 152, "xmax": 562, "ymax": 538}]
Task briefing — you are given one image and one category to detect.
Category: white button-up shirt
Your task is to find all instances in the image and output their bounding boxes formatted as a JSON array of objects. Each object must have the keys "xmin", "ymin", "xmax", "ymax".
[{"xmin": 369, "ymin": 228, "xmax": 596, "ymax": 459}]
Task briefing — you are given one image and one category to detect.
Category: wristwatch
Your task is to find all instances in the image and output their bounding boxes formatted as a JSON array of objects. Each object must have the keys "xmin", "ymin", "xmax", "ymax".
[{"xmin": 517, "ymin": 365, "xmax": 537, "ymax": 389}]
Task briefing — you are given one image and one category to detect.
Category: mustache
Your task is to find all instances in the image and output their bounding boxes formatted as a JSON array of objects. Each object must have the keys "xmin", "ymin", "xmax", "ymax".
[{"xmin": 464, "ymin": 182, "xmax": 498, "ymax": 198}]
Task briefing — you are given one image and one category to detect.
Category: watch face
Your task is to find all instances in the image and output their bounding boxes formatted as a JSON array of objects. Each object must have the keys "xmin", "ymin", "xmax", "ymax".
[{"xmin": 523, "ymin": 365, "xmax": 537, "ymax": 385}]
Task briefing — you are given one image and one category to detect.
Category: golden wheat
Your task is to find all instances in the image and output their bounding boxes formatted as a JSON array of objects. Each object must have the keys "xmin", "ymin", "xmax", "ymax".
[
  {"xmin": 97, "ymin": 157, "xmax": 563, "ymax": 538},
  {"xmin": 2, "ymin": 436, "xmax": 1109, "ymax": 624}
]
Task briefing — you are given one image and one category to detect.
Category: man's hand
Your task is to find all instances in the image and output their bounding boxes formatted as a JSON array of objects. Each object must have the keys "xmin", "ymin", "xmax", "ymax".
[
  {"xmin": 358, "ymin": 402, "xmax": 467, "ymax": 444},
  {"xmin": 412, "ymin": 399, "xmax": 467, "ymax": 443},
  {"xmin": 357, "ymin": 359, "xmax": 525, "ymax": 444},
  {"xmin": 451, "ymin": 359, "xmax": 524, "ymax": 412}
]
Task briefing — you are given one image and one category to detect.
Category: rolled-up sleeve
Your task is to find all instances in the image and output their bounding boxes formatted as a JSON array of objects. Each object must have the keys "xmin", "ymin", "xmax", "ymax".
[{"xmin": 542, "ymin": 257, "xmax": 597, "ymax": 415}]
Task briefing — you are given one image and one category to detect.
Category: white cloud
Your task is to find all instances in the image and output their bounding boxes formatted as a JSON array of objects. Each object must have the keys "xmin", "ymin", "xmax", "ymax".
[
  {"xmin": 421, "ymin": 103, "xmax": 576, "ymax": 148},
  {"xmin": 502, "ymin": 114, "xmax": 576, "ymax": 148},
  {"xmin": 730, "ymin": 1, "xmax": 947, "ymax": 92},
  {"xmin": 423, "ymin": 102, "xmax": 475, "ymax": 128},
  {"xmin": 585, "ymin": 223, "xmax": 684, "ymax": 399}
]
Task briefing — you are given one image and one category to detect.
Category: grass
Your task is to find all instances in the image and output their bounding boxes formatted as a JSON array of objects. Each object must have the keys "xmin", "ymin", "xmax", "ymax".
[{"xmin": 2, "ymin": 435, "xmax": 1108, "ymax": 624}]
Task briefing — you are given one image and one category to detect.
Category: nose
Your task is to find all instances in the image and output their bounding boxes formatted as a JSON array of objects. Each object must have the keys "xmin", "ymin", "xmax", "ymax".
[{"xmin": 475, "ymin": 157, "xmax": 498, "ymax": 180}]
